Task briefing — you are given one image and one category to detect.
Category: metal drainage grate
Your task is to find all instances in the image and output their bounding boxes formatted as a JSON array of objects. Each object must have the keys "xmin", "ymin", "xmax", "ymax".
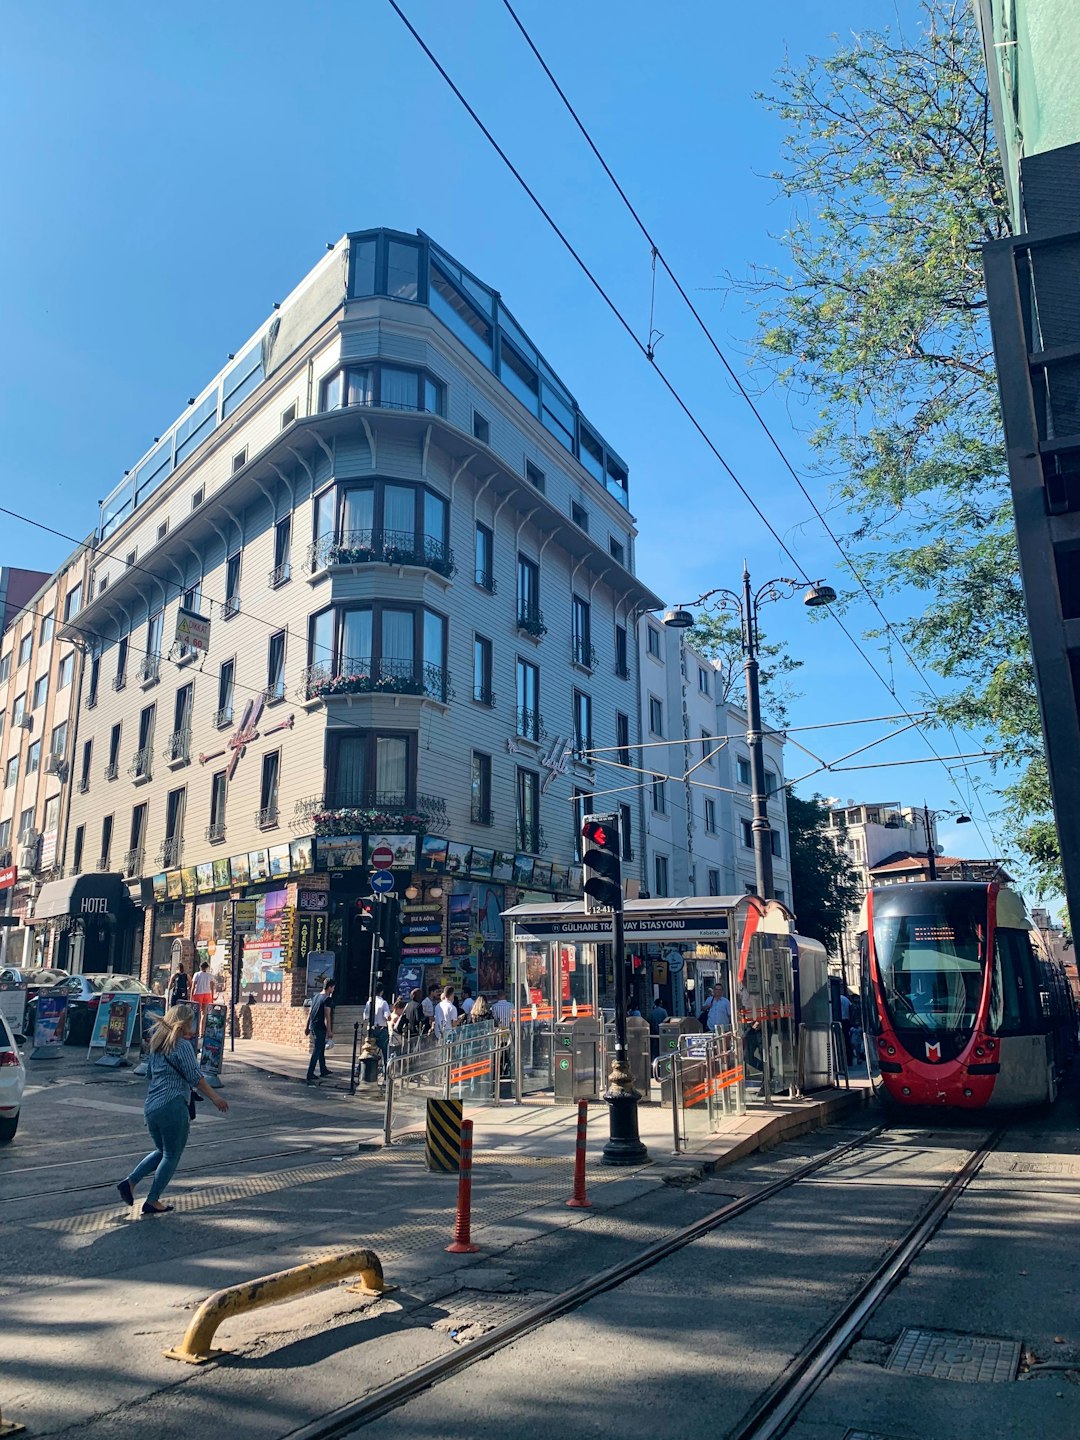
[
  {"xmin": 887, "ymin": 1328, "xmax": 1021, "ymax": 1383},
  {"xmin": 435, "ymin": 1287, "xmax": 539, "ymax": 1341}
]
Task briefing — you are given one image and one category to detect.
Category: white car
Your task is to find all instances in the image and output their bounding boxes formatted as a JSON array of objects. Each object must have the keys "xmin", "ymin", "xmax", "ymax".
[{"xmin": 0, "ymin": 1010, "xmax": 26, "ymax": 1143}]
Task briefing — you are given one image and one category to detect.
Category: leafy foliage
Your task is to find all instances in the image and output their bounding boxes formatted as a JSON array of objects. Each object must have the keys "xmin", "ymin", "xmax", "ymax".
[
  {"xmin": 785, "ymin": 791, "xmax": 863, "ymax": 952},
  {"xmin": 740, "ymin": 1, "xmax": 1060, "ymax": 895},
  {"xmin": 686, "ymin": 613, "xmax": 802, "ymax": 727}
]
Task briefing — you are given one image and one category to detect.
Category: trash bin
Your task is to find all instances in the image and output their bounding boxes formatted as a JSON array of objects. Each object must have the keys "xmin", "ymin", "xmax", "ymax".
[
  {"xmin": 657, "ymin": 1016, "xmax": 702, "ymax": 1107},
  {"xmin": 554, "ymin": 1018, "xmax": 601, "ymax": 1103}
]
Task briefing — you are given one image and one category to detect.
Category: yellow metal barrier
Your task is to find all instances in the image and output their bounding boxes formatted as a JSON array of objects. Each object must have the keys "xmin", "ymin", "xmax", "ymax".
[{"xmin": 164, "ymin": 1248, "xmax": 385, "ymax": 1364}]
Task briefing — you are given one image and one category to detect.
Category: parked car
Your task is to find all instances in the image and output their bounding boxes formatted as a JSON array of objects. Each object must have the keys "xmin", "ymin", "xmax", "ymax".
[
  {"xmin": 0, "ymin": 1010, "xmax": 26, "ymax": 1142},
  {"xmin": 26, "ymin": 975, "xmax": 151, "ymax": 1046}
]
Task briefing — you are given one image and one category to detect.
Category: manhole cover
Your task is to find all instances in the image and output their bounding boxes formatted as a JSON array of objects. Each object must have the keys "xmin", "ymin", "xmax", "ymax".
[
  {"xmin": 887, "ymin": 1328, "xmax": 1020, "ymax": 1383},
  {"xmin": 434, "ymin": 1287, "xmax": 537, "ymax": 1341},
  {"xmin": 1006, "ymin": 1156, "xmax": 1080, "ymax": 1177}
]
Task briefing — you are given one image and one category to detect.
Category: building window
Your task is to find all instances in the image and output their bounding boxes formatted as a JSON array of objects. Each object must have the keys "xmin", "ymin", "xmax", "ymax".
[
  {"xmin": 386, "ymin": 239, "xmax": 420, "ymax": 299},
  {"xmin": 319, "ymin": 363, "xmax": 443, "ymax": 416},
  {"xmin": 163, "ymin": 787, "xmax": 186, "ymax": 863},
  {"xmin": 649, "ymin": 696, "xmax": 663, "ymax": 736},
  {"xmin": 525, "ymin": 461, "xmax": 545, "ymax": 492},
  {"xmin": 72, "ymin": 825, "xmax": 85, "ymax": 875},
  {"xmin": 128, "ymin": 803, "xmax": 148, "ymax": 869},
  {"xmin": 776, "ymin": 888, "xmax": 786, "ymax": 904},
  {"xmin": 652, "ymin": 777, "xmax": 667, "ymax": 814},
  {"xmin": 114, "ymin": 635, "xmax": 128, "ymax": 689},
  {"xmin": 305, "ymin": 602, "xmax": 449, "ymax": 702},
  {"xmin": 571, "ymin": 501, "xmax": 589, "ymax": 532},
  {"xmin": 18, "ymin": 807, "xmax": 34, "ymax": 843},
  {"xmin": 266, "ymin": 631, "xmax": 286, "ymax": 702},
  {"xmin": 224, "ymin": 553, "xmax": 241, "ymax": 618},
  {"xmin": 32, "ymin": 674, "xmax": 48, "ymax": 709},
  {"xmin": 654, "ymin": 855, "xmax": 670, "ymax": 898},
  {"xmin": 326, "ymin": 729, "xmax": 415, "ymax": 808},
  {"xmin": 125, "ymin": 550, "xmax": 137, "ymax": 570},
  {"xmin": 516, "ymin": 768, "xmax": 540, "ymax": 852},
  {"xmin": 516, "ymin": 554, "xmax": 541, "ymax": 631},
  {"xmin": 516, "ymin": 658, "xmax": 541, "ymax": 740},
  {"xmin": 573, "ymin": 689, "xmax": 592, "ymax": 757},
  {"xmin": 704, "ymin": 798, "xmax": 718, "ymax": 834},
  {"xmin": 473, "ymin": 635, "xmax": 494, "ymax": 706},
  {"xmin": 474, "ymin": 522, "xmax": 494, "ymax": 590},
  {"xmin": 57, "ymin": 653, "xmax": 74, "ymax": 690},
  {"xmin": 0, "ymin": 818, "xmax": 9, "ymax": 851},
  {"xmin": 79, "ymin": 739, "xmax": 92, "ymax": 792},
  {"xmin": 50, "ymin": 721, "xmax": 67, "ymax": 758},
  {"xmin": 26, "ymin": 742, "xmax": 41, "ymax": 776},
  {"xmin": 157, "ymin": 521, "xmax": 170, "ymax": 542},
  {"xmin": 232, "ymin": 448, "xmax": 248, "ymax": 474},
  {"xmin": 18, "ymin": 634, "xmax": 31, "ymax": 667},
  {"xmin": 258, "ymin": 751, "xmax": 280, "ymax": 826},
  {"xmin": 313, "ymin": 479, "xmax": 451, "ymax": 577},
  {"xmin": 698, "ymin": 666, "xmax": 710, "ymax": 694},
  {"xmin": 700, "ymin": 730, "xmax": 714, "ymax": 766},
  {"xmin": 572, "ymin": 596, "xmax": 593, "ymax": 668},
  {"xmin": 217, "ymin": 659, "xmax": 235, "ymax": 726},
  {"xmin": 11, "ymin": 693, "xmax": 25, "ymax": 726},
  {"xmin": 616, "ymin": 711, "xmax": 630, "ymax": 768},
  {"xmin": 473, "ymin": 412, "xmax": 490, "ymax": 444},
  {"xmin": 99, "ymin": 815, "xmax": 113, "ymax": 869},
  {"xmin": 429, "ymin": 257, "xmax": 493, "ymax": 363},
  {"xmin": 765, "ymin": 769, "xmax": 779, "ymax": 798},
  {"xmin": 281, "ymin": 401, "xmax": 297, "ymax": 428},
  {"xmin": 737, "ymin": 757, "xmax": 751, "ymax": 787},
  {"xmin": 619, "ymin": 803, "xmax": 633, "ymax": 861},
  {"xmin": 470, "ymin": 751, "xmax": 492, "ymax": 825},
  {"xmin": 86, "ymin": 654, "xmax": 100, "ymax": 707},
  {"xmin": 132, "ymin": 704, "xmax": 155, "ymax": 780},
  {"xmin": 208, "ymin": 771, "xmax": 227, "ymax": 841},
  {"xmin": 740, "ymin": 818, "xmax": 753, "ymax": 849},
  {"xmin": 272, "ymin": 516, "xmax": 292, "ymax": 586},
  {"xmin": 191, "ymin": 486, "xmax": 204, "ymax": 510},
  {"xmin": 0, "ymin": 652, "xmax": 10, "ymax": 683},
  {"xmin": 771, "ymin": 830, "xmax": 782, "ymax": 858},
  {"xmin": 147, "ymin": 610, "xmax": 164, "ymax": 660},
  {"xmin": 63, "ymin": 584, "xmax": 82, "ymax": 621},
  {"xmin": 646, "ymin": 626, "xmax": 661, "ymax": 659},
  {"xmin": 40, "ymin": 613, "xmax": 53, "ymax": 643},
  {"xmin": 107, "ymin": 723, "xmax": 121, "ymax": 776},
  {"xmin": 708, "ymin": 868, "xmax": 721, "ymax": 897},
  {"xmin": 609, "ymin": 537, "xmax": 625, "ymax": 565},
  {"xmin": 614, "ymin": 624, "xmax": 628, "ymax": 678}
]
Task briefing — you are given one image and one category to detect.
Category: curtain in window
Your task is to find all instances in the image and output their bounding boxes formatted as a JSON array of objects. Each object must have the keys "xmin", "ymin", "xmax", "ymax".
[
  {"xmin": 423, "ymin": 491, "xmax": 447, "ymax": 546},
  {"xmin": 333, "ymin": 735, "xmax": 368, "ymax": 806},
  {"xmin": 340, "ymin": 610, "xmax": 372, "ymax": 674},
  {"xmin": 375, "ymin": 736, "xmax": 407, "ymax": 797},
  {"xmin": 346, "ymin": 368, "xmax": 373, "ymax": 405},
  {"xmin": 380, "ymin": 368, "xmax": 418, "ymax": 409},
  {"xmin": 341, "ymin": 487, "xmax": 374, "ymax": 538},
  {"xmin": 383, "ymin": 485, "xmax": 414, "ymax": 539},
  {"xmin": 381, "ymin": 610, "xmax": 413, "ymax": 670}
]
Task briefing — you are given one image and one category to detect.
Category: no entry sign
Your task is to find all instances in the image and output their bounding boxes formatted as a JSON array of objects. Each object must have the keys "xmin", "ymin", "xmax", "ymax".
[{"xmin": 371, "ymin": 845, "xmax": 394, "ymax": 870}]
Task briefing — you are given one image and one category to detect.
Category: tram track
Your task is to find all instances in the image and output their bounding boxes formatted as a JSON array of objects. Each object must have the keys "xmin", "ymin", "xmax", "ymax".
[{"xmin": 279, "ymin": 1121, "xmax": 1001, "ymax": 1440}]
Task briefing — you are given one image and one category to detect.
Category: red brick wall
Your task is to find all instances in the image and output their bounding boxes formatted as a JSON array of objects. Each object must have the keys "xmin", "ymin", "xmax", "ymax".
[{"xmin": 249, "ymin": 1001, "xmax": 309, "ymax": 1047}]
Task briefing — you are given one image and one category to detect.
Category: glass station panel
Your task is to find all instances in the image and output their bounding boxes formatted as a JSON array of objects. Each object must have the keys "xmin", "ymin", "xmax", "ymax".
[{"xmin": 511, "ymin": 938, "xmax": 598, "ymax": 1096}]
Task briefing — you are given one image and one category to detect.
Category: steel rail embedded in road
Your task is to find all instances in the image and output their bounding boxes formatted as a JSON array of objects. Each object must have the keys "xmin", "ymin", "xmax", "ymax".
[
  {"xmin": 727, "ymin": 1126, "xmax": 1003, "ymax": 1440},
  {"xmin": 280, "ymin": 1123, "xmax": 888, "ymax": 1440}
]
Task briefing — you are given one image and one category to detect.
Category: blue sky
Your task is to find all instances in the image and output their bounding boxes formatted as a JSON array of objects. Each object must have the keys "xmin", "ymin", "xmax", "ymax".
[{"xmin": 0, "ymin": 0, "xmax": 1009, "ymax": 872}]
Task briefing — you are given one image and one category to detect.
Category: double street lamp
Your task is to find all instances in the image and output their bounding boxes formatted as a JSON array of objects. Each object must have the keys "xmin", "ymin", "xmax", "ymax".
[
  {"xmin": 922, "ymin": 805, "xmax": 971, "ymax": 879},
  {"xmin": 663, "ymin": 567, "xmax": 835, "ymax": 900}
]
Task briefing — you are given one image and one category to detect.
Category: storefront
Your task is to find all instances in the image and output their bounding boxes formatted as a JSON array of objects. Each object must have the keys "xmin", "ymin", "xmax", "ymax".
[{"xmin": 32, "ymin": 872, "xmax": 140, "ymax": 975}]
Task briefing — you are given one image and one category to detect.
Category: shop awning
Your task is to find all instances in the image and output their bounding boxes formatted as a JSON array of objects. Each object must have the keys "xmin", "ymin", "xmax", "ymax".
[{"xmin": 33, "ymin": 872, "xmax": 133, "ymax": 921}]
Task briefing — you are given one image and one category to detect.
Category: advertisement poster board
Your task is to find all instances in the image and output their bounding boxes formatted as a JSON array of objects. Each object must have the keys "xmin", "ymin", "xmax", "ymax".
[
  {"xmin": 105, "ymin": 1000, "xmax": 132, "ymax": 1056},
  {"xmin": 199, "ymin": 1003, "xmax": 227, "ymax": 1087},
  {"xmin": 0, "ymin": 979, "xmax": 26, "ymax": 1036},
  {"xmin": 304, "ymin": 951, "xmax": 336, "ymax": 997},
  {"xmin": 30, "ymin": 993, "xmax": 68, "ymax": 1059},
  {"xmin": 395, "ymin": 963, "xmax": 424, "ymax": 997},
  {"xmin": 89, "ymin": 995, "xmax": 140, "ymax": 1055},
  {"xmin": 133, "ymin": 997, "xmax": 165, "ymax": 1075}
]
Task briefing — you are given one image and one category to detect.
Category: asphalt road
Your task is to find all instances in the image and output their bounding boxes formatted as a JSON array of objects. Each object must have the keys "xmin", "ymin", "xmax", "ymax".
[{"xmin": 3, "ymin": 1051, "xmax": 1079, "ymax": 1440}]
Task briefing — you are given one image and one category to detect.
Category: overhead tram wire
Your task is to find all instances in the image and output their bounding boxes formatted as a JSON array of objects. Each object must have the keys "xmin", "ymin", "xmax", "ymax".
[
  {"xmin": 498, "ymin": 0, "xmax": 1008, "ymax": 852},
  {"xmin": 386, "ymin": 0, "xmax": 1003, "ymax": 857},
  {"xmin": 498, "ymin": 0, "xmax": 1003, "ymax": 848}
]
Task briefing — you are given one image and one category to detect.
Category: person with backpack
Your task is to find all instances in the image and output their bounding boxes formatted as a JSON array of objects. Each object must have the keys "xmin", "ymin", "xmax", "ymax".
[
  {"xmin": 304, "ymin": 978, "xmax": 335, "ymax": 1084},
  {"xmin": 166, "ymin": 961, "xmax": 189, "ymax": 1008},
  {"xmin": 402, "ymin": 987, "xmax": 426, "ymax": 1038}
]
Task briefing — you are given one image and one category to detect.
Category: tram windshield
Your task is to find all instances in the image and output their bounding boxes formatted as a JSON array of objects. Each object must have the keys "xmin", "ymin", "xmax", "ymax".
[{"xmin": 872, "ymin": 890, "xmax": 986, "ymax": 1043}]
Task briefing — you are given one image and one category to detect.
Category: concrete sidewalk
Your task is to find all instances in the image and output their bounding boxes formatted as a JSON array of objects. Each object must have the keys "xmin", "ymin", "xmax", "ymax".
[{"xmin": 229, "ymin": 1034, "xmax": 871, "ymax": 1177}]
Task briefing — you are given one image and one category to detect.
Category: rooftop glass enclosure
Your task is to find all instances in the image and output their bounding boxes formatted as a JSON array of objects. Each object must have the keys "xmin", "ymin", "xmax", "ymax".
[
  {"xmin": 98, "ymin": 229, "xmax": 629, "ymax": 542},
  {"xmin": 502, "ymin": 897, "xmax": 760, "ymax": 1101}
]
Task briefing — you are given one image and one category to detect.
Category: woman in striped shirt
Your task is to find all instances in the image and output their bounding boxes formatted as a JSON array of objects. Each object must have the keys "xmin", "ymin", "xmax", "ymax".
[{"xmin": 117, "ymin": 1003, "xmax": 228, "ymax": 1216}]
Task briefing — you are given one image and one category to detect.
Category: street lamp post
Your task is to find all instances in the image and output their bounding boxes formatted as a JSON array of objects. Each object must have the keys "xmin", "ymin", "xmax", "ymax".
[
  {"xmin": 922, "ymin": 805, "xmax": 971, "ymax": 879},
  {"xmin": 664, "ymin": 567, "xmax": 835, "ymax": 899}
]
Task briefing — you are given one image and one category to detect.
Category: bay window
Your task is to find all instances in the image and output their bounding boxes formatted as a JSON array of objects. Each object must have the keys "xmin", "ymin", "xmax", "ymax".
[
  {"xmin": 306, "ymin": 603, "xmax": 449, "ymax": 701},
  {"xmin": 318, "ymin": 362, "xmax": 443, "ymax": 416},
  {"xmin": 311, "ymin": 479, "xmax": 452, "ymax": 577},
  {"xmin": 327, "ymin": 730, "xmax": 415, "ymax": 810}
]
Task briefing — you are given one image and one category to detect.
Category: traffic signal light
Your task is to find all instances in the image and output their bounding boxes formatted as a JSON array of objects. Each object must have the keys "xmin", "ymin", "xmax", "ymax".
[
  {"xmin": 582, "ymin": 812, "xmax": 623, "ymax": 913},
  {"xmin": 356, "ymin": 898, "xmax": 376, "ymax": 934}
]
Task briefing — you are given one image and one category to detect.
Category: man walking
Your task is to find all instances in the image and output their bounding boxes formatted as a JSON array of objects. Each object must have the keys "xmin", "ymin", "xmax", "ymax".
[
  {"xmin": 433, "ymin": 986, "xmax": 459, "ymax": 1040},
  {"xmin": 305, "ymin": 977, "xmax": 335, "ymax": 1084},
  {"xmin": 367, "ymin": 984, "xmax": 390, "ymax": 1065},
  {"xmin": 705, "ymin": 983, "xmax": 732, "ymax": 1034}
]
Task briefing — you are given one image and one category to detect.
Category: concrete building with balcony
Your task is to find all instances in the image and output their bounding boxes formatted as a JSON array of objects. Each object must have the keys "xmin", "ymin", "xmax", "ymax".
[
  {"xmin": 638, "ymin": 622, "xmax": 792, "ymax": 906},
  {"xmin": 60, "ymin": 228, "xmax": 661, "ymax": 1042},
  {"xmin": 0, "ymin": 547, "xmax": 93, "ymax": 966}
]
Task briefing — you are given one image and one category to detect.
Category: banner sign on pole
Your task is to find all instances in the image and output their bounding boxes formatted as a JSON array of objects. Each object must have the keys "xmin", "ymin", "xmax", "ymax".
[
  {"xmin": 30, "ymin": 993, "xmax": 68, "ymax": 1059},
  {"xmin": 199, "ymin": 1003, "xmax": 227, "ymax": 1088},
  {"xmin": 175, "ymin": 606, "xmax": 211, "ymax": 652},
  {"xmin": 133, "ymin": 997, "xmax": 165, "ymax": 1075}
]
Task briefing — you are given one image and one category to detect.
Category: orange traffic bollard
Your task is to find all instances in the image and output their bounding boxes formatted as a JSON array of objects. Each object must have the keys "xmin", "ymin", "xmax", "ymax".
[
  {"xmin": 446, "ymin": 1117, "xmax": 479, "ymax": 1253},
  {"xmin": 567, "ymin": 1099, "xmax": 592, "ymax": 1208}
]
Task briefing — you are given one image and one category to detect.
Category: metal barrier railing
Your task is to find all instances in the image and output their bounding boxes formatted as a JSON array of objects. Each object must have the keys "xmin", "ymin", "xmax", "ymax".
[
  {"xmin": 651, "ymin": 1030, "xmax": 745, "ymax": 1154},
  {"xmin": 382, "ymin": 1028, "xmax": 510, "ymax": 1144}
]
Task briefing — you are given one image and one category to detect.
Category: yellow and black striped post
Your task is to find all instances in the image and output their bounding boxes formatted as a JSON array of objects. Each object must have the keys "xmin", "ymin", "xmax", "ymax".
[{"xmin": 425, "ymin": 1097, "xmax": 463, "ymax": 1172}]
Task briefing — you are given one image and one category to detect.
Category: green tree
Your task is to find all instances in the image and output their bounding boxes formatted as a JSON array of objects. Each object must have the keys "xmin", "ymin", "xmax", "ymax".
[
  {"xmin": 686, "ymin": 613, "xmax": 802, "ymax": 728},
  {"xmin": 786, "ymin": 791, "xmax": 863, "ymax": 952},
  {"xmin": 740, "ymin": 1, "xmax": 1060, "ymax": 895}
]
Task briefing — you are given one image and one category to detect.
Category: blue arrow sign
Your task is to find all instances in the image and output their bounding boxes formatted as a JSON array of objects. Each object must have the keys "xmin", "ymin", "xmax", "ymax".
[{"xmin": 370, "ymin": 870, "xmax": 396, "ymax": 895}]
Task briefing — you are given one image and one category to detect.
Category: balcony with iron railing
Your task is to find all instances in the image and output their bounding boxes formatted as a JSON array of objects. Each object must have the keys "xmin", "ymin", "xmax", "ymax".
[
  {"xmin": 305, "ymin": 528, "xmax": 455, "ymax": 580},
  {"xmin": 163, "ymin": 728, "xmax": 191, "ymax": 768},
  {"xmin": 298, "ymin": 657, "xmax": 452, "ymax": 705},
  {"xmin": 213, "ymin": 704, "xmax": 234, "ymax": 730},
  {"xmin": 475, "ymin": 569, "xmax": 497, "ymax": 594},
  {"xmin": 129, "ymin": 747, "xmax": 152, "ymax": 784},
  {"xmin": 294, "ymin": 789, "xmax": 447, "ymax": 835},
  {"xmin": 104, "ymin": 761, "xmax": 119, "ymax": 782},
  {"xmin": 205, "ymin": 820, "xmax": 227, "ymax": 844},
  {"xmin": 470, "ymin": 801, "xmax": 494, "ymax": 826},
  {"xmin": 156, "ymin": 836, "xmax": 183, "ymax": 868},
  {"xmin": 263, "ymin": 679, "xmax": 287, "ymax": 706},
  {"xmin": 137, "ymin": 654, "xmax": 160, "ymax": 688},
  {"xmin": 255, "ymin": 805, "xmax": 279, "ymax": 830},
  {"xmin": 515, "ymin": 706, "xmax": 546, "ymax": 744},
  {"xmin": 112, "ymin": 672, "xmax": 127, "ymax": 692},
  {"xmin": 472, "ymin": 685, "xmax": 496, "ymax": 708},
  {"xmin": 517, "ymin": 606, "xmax": 547, "ymax": 640},
  {"xmin": 77, "ymin": 775, "xmax": 90, "ymax": 795},
  {"xmin": 268, "ymin": 561, "xmax": 291, "ymax": 589},
  {"xmin": 221, "ymin": 595, "xmax": 241, "ymax": 620},
  {"xmin": 121, "ymin": 847, "xmax": 143, "ymax": 879},
  {"xmin": 571, "ymin": 637, "xmax": 598, "ymax": 670}
]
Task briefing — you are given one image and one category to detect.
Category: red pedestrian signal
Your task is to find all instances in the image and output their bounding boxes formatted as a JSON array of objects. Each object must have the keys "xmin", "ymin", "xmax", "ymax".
[{"xmin": 582, "ymin": 811, "xmax": 622, "ymax": 913}]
